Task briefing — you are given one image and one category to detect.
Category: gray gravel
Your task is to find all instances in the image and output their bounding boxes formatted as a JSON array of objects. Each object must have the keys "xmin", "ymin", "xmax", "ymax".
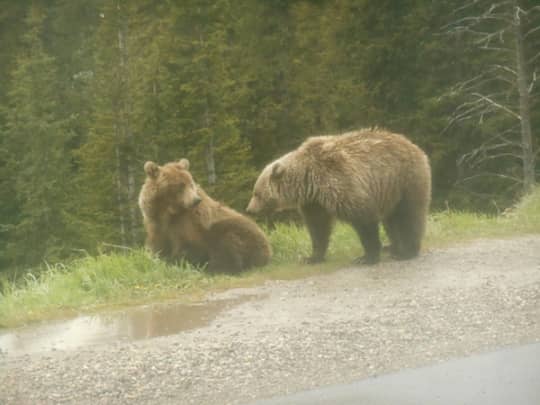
[{"xmin": 1, "ymin": 236, "xmax": 540, "ymax": 405}]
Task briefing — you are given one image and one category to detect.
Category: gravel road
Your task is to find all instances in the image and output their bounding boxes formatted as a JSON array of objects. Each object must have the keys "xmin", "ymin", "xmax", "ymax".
[{"xmin": 1, "ymin": 236, "xmax": 539, "ymax": 405}]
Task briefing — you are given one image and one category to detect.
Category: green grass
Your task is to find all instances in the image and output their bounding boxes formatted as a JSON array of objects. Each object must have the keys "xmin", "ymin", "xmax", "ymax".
[
  {"xmin": 1, "ymin": 187, "xmax": 539, "ymax": 328},
  {"xmin": 427, "ymin": 187, "xmax": 540, "ymax": 245}
]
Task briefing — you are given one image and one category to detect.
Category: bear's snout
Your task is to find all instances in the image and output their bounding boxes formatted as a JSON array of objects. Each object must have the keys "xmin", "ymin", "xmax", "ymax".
[
  {"xmin": 246, "ymin": 197, "xmax": 276, "ymax": 215},
  {"xmin": 246, "ymin": 198, "xmax": 258, "ymax": 214}
]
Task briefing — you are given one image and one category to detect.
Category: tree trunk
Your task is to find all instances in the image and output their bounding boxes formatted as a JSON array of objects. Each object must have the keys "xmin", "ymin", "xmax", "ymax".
[
  {"xmin": 514, "ymin": 2, "xmax": 536, "ymax": 193},
  {"xmin": 204, "ymin": 103, "xmax": 216, "ymax": 185},
  {"xmin": 126, "ymin": 154, "xmax": 137, "ymax": 243},
  {"xmin": 115, "ymin": 142, "xmax": 127, "ymax": 246},
  {"xmin": 118, "ymin": 4, "xmax": 137, "ymax": 243},
  {"xmin": 198, "ymin": 23, "xmax": 216, "ymax": 186}
]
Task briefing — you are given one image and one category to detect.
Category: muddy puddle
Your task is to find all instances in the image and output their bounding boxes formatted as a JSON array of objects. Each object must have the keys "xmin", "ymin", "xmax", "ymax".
[{"xmin": 0, "ymin": 295, "xmax": 259, "ymax": 358}]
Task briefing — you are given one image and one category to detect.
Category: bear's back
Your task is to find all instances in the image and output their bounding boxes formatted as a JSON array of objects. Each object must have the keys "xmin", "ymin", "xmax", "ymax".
[
  {"xmin": 298, "ymin": 129, "xmax": 426, "ymax": 175},
  {"xmin": 295, "ymin": 128, "xmax": 430, "ymax": 219}
]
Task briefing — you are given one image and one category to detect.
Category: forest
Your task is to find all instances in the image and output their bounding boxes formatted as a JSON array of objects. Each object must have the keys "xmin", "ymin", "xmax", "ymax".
[{"xmin": 0, "ymin": 0, "xmax": 538, "ymax": 271}]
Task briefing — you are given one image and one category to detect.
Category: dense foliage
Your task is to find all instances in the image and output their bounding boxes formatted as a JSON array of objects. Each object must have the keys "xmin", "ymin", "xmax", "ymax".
[{"xmin": 0, "ymin": 0, "xmax": 538, "ymax": 270}]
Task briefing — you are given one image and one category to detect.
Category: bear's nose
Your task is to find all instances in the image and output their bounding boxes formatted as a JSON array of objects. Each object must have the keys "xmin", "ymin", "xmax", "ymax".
[{"xmin": 246, "ymin": 199, "xmax": 257, "ymax": 214}]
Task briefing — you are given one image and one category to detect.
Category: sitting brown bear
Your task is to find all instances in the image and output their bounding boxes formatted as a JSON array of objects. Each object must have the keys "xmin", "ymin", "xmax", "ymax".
[{"xmin": 138, "ymin": 159, "xmax": 271, "ymax": 272}]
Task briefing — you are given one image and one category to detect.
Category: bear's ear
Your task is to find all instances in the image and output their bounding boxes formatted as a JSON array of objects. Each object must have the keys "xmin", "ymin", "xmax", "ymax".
[
  {"xmin": 271, "ymin": 162, "xmax": 285, "ymax": 179},
  {"xmin": 178, "ymin": 158, "xmax": 190, "ymax": 170},
  {"xmin": 144, "ymin": 161, "xmax": 160, "ymax": 179}
]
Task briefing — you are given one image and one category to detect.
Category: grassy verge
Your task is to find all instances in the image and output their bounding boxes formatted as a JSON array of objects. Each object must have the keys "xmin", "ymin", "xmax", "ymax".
[{"xmin": 1, "ymin": 188, "xmax": 539, "ymax": 328}]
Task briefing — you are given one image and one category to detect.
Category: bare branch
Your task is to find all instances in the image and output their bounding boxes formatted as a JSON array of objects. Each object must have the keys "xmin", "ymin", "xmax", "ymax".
[
  {"xmin": 441, "ymin": 99, "xmax": 520, "ymax": 133},
  {"xmin": 460, "ymin": 139, "xmax": 521, "ymax": 163},
  {"xmin": 529, "ymin": 70, "xmax": 537, "ymax": 94},
  {"xmin": 454, "ymin": 187, "xmax": 514, "ymax": 201},
  {"xmin": 472, "ymin": 74, "xmax": 514, "ymax": 87},
  {"xmin": 450, "ymin": 1, "xmax": 479, "ymax": 17},
  {"xmin": 446, "ymin": 1, "xmax": 515, "ymax": 26},
  {"xmin": 471, "ymin": 93, "xmax": 521, "ymax": 119},
  {"xmin": 451, "ymin": 72, "xmax": 491, "ymax": 92},
  {"xmin": 464, "ymin": 91, "xmax": 513, "ymax": 110},
  {"xmin": 492, "ymin": 64, "xmax": 516, "ymax": 76},
  {"xmin": 469, "ymin": 153, "xmax": 524, "ymax": 167},
  {"xmin": 445, "ymin": 90, "xmax": 521, "ymax": 132},
  {"xmin": 473, "ymin": 14, "xmax": 514, "ymax": 25},
  {"xmin": 468, "ymin": 72, "xmax": 516, "ymax": 94},
  {"xmin": 524, "ymin": 25, "xmax": 540, "ymax": 39},
  {"xmin": 458, "ymin": 172, "xmax": 523, "ymax": 184},
  {"xmin": 481, "ymin": 141, "xmax": 521, "ymax": 152},
  {"xmin": 515, "ymin": 6, "xmax": 527, "ymax": 20},
  {"xmin": 459, "ymin": 101, "xmax": 487, "ymax": 113},
  {"xmin": 452, "ymin": 73, "xmax": 515, "ymax": 95},
  {"xmin": 446, "ymin": 102, "xmax": 489, "ymax": 130},
  {"xmin": 529, "ymin": 51, "xmax": 540, "ymax": 64},
  {"xmin": 477, "ymin": 46, "xmax": 513, "ymax": 52},
  {"xmin": 492, "ymin": 126, "xmax": 523, "ymax": 147},
  {"xmin": 473, "ymin": 27, "xmax": 509, "ymax": 46}
]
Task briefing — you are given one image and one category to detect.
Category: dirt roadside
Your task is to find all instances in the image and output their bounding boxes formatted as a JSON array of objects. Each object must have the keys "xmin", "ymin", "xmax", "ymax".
[{"xmin": 1, "ymin": 236, "xmax": 539, "ymax": 405}]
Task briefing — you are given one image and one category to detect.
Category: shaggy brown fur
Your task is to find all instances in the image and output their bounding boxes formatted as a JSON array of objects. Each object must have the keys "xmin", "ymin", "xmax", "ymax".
[
  {"xmin": 246, "ymin": 129, "xmax": 431, "ymax": 265},
  {"xmin": 139, "ymin": 159, "xmax": 271, "ymax": 272}
]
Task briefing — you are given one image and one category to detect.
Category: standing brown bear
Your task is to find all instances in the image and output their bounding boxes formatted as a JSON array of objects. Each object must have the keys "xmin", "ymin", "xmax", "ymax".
[
  {"xmin": 246, "ymin": 128, "xmax": 431, "ymax": 265},
  {"xmin": 138, "ymin": 159, "xmax": 271, "ymax": 272}
]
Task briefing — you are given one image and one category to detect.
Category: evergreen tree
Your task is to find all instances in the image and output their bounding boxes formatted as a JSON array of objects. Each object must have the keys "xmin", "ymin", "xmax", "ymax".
[
  {"xmin": 0, "ymin": 2, "xmax": 30, "ymax": 270},
  {"xmin": 233, "ymin": 0, "xmax": 298, "ymax": 164},
  {"xmin": 2, "ymin": 4, "xmax": 74, "ymax": 265},
  {"xmin": 76, "ymin": 0, "xmax": 141, "ymax": 247},
  {"xmin": 167, "ymin": 0, "xmax": 256, "ymax": 209}
]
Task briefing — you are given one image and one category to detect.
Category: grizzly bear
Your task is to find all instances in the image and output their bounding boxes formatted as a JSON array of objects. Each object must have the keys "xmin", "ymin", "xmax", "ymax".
[
  {"xmin": 138, "ymin": 159, "xmax": 271, "ymax": 272},
  {"xmin": 246, "ymin": 128, "xmax": 431, "ymax": 265}
]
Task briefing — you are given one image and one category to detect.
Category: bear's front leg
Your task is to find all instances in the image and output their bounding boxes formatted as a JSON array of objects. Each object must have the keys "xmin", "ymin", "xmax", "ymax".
[
  {"xmin": 144, "ymin": 221, "xmax": 170, "ymax": 257},
  {"xmin": 351, "ymin": 221, "xmax": 381, "ymax": 265},
  {"xmin": 301, "ymin": 203, "xmax": 334, "ymax": 264}
]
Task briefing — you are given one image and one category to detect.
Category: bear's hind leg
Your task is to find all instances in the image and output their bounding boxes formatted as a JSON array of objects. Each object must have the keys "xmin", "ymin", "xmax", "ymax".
[
  {"xmin": 207, "ymin": 242, "xmax": 244, "ymax": 273},
  {"xmin": 399, "ymin": 214, "xmax": 424, "ymax": 260},
  {"xmin": 351, "ymin": 221, "xmax": 381, "ymax": 265},
  {"xmin": 383, "ymin": 216, "xmax": 402, "ymax": 258},
  {"xmin": 207, "ymin": 224, "xmax": 245, "ymax": 273},
  {"xmin": 301, "ymin": 203, "xmax": 334, "ymax": 264},
  {"xmin": 383, "ymin": 198, "xmax": 415, "ymax": 259},
  {"xmin": 388, "ymin": 196, "xmax": 424, "ymax": 260}
]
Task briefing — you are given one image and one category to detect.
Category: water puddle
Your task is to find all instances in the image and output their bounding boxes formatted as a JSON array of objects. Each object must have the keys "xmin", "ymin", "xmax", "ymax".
[{"xmin": 0, "ymin": 295, "xmax": 258, "ymax": 358}]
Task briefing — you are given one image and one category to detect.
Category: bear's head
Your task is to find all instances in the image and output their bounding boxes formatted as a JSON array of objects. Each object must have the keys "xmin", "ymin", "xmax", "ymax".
[
  {"xmin": 142, "ymin": 158, "xmax": 202, "ymax": 215},
  {"xmin": 246, "ymin": 157, "xmax": 297, "ymax": 215}
]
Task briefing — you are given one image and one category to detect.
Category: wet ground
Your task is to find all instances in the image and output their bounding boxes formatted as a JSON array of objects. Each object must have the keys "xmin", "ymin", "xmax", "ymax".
[
  {"xmin": 0, "ymin": 236, "xmax": 539, "ymax": 405},
  {"xmin": 0, "ymin": 295, "xmax": 259, "ymax": 357},
  {"xmin": 251, "ymin": 342, "xmax": 540, "ymax": 405}
]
